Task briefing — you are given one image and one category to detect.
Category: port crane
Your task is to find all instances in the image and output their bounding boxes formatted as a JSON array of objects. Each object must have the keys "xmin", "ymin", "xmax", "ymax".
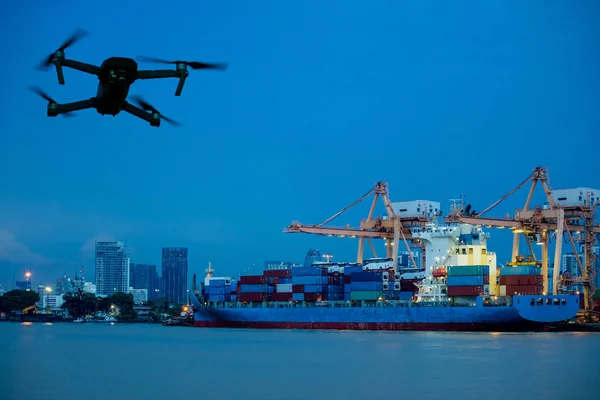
[
  {"xmin": 445, "ymin": 166, "xmax": 599, "ymax": 311},
  {"xmin": 284, "ymin": 181, "xmax": 430, "ymax": 271}
]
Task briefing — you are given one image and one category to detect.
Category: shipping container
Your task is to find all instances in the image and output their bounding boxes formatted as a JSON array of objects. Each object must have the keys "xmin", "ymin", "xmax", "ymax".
[
  {"xmin": 328, "ymin": 275, "xmax": 341, "ymax": 285},
  {"xmin": 230, "ymin": 294, "xmax": 237, "ymax": 302},
  {"xmin": 350, "ymin": 281, "xmax": 384, "ymax": 291},
  {"xmin": 499, "ymin": 266, "xmax": 541, "ymax": 276},
  {"xmin": 276, "ymin": 283, "xmax": 293, "ymax": 293},
  {"xmin": 447, "ymin": 265, "xmax": 489, "ymax": 276},
  {"xmin": 304, "ymin": 284, "xmax": 323, "ymax": 293},
  {"xmin": 292, "ymin": 293, "xmax": 305, "ymax": 302},
  {"xmin": 505, "ymin": 285, "xmax": 542, "ymax": 295},
  {"xmin": 350, "ymin": 291, "xmax": 381, "ymax": 301},
  {"xmin": 292, "ymin": 284, "xmax": 304, "ymax": 293},
  {"xmin": 351, "ymin": 271, "xmax": 384, "ymax": 282},
  {"xmin": 239, "ymin": 284, "xmax": 267, "ymax": 293},
  {"xmin": 499, "ymin": 275, "xmax": 543, "ymax": 286},
  {"xmin": 207, "ymin": 279, "xmax": 228, "ymax": 287},
  {"xmin": 499, "ymin": 285, "xmax": 506, "ymax": 296},
  {"xmin": 238, "ymin": 293, "xmax": 268, "ymax": 302},
  {"xmin": 447, "ymin": 285, "xmax": 484, "ymax": 297},
  {"xmin": 327, "ymin": 284, "xmax": 342, "ymax": 294},
  {"xmin": 291, "ymin": 275, "xmax": 328, "ymax": 285},
  {"xmin": 292, "ymin": 266, "xmax": 327, "ymax": 276},
  {"xmin": 324, "ymin": 292, "xmax": 343, "ymax": 301},
  {"xmin": 208, "ymin": 294, "xmax": 226, "ymax": 302},
  {"xmin": 271, "ymin": 292, "xmax": 293, "ymax": 302},
  {"xmin": 343, "ymin": 275, "xmax": 351, "ymax": 284},
  {"xmin": 207, "ymin": 286, "xmax": 227, "ymax": 295},
  {"xmin": 304, "ymin": 293, "xmax": 322, "ymax": 302},
  {"xmin": 239, "ymin": 275, "xmax": 267, "ymax": 284},
  {"xmin": 278, "ymin": 278, "xmax": 292, "ymax": 284},
  {"xmin": 264, "ymin": 269, "xmax": 292, "ymax": 278},
  {"xmin": 447, "ymin": 275, "xmax": 485, "ymax": 287},
  {"xmin": 344, "ymin": 266, "xmax": 364, "ymax": 274}
]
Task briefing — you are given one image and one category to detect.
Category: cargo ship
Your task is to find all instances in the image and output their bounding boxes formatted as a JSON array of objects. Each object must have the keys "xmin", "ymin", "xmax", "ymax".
[{"xmin": 190, "ymin": 223, "xmax": 581, "ymax": 331}]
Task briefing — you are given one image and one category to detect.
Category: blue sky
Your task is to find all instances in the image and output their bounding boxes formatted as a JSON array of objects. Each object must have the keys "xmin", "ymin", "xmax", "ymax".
[{"xmin": 0, "ymin": 1, "xmax": 598, "ymax": 289}]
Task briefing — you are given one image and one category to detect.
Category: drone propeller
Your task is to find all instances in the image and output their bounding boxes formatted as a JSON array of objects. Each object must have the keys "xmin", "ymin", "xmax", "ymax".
[
  {"xmin": 36, "ymin": 29, "xmax": 89, "ymax": 71},
  {"xmin": 135, "ymin": 55, "xmax": 228, "ymax": 71},
  {"xmin": 27, "ymin": 86, "xmax": 74, "ymax": 117},
  {"xmin": 130, "ymin": 95, "xmax": 182, "ymax": 126}
]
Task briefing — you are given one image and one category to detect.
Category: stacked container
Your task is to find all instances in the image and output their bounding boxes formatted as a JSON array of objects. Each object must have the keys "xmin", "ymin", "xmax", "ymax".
[
  {"xmin": 290, "ymin": 266, "xmax": 328, "ymax": 302},
  {"xmin": 499, "ymin": 265, "xmax": 542, "ymax": 295},
  {"xmin": 205, "ymin": 278, "xmax": 232, "ymax": 302},
  {"xmin": 238, "ymin": 275, "xmax": 270, "ymax": 302},
  {"xmin": 446, "ymin": 265, "xmax": 490, "ymax": 297},
  {"xmin": 349, "ymin": 271, "xmax": 384, "ymax": 301},
  {"xmin": 265, "ymin": 269, "xmax": 294, "ymax": 301}
]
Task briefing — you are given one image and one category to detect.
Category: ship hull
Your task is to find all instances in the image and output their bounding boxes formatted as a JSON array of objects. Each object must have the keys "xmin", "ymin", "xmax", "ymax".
[
  {"xmin": 191, "ymin": 294, "xmax": 580, "ymax": 332},
  {"xmin": 193, "ymin": 320, "xmax": 544, "ymax": 332}
]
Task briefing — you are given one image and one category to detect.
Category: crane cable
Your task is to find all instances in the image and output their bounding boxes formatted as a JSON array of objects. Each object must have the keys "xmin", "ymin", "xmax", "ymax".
[
  {"xmin": 475, "ymin": 171, "xmax": 535, "ymax": 218},
  {"xmin": 316, "ymin": 187, "xmax": 376, "ymax": 227}
]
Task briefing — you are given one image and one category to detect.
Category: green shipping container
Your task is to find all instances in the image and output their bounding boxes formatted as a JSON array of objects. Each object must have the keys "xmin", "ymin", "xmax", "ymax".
[
  {"xmin": 593, "ymin": 290, "xmax": 600, "ymax": 300},
  {"xmin": 351, "ymin": 291, "xmax": 380, "ymax": 301},
  {"xmin": 447, "ymin": 265, "xmax": 487, "ymax": 276}
]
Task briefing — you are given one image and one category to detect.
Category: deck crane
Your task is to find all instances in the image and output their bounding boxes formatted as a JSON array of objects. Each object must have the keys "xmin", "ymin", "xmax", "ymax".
[
  {"xmin": 445, "ymin": 166, "xmax": 600, "ymax": 311},
  {"xmin": 284, "ymin": 181, "xmax": 430, "ymax": 272}
]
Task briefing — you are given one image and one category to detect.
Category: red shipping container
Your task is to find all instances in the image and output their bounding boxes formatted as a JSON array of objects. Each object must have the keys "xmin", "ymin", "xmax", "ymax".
[
  {"xmin": 238, "ymin": 293, "xmax": 268, "ymax": 302},
  {"xmin": 239, "ymin": 275, "xmax": 267, "ymax": 284},
  {"xmin": 500, "ymin": 275, "xmax": 543, "ymax": 286},
  {"xmin": 292, "ymin": 284, "xmax": 304, "ymax": 293},
  {"xmin": 264, "ymin": 269, "xmax": 292, "ymax": 278},
  {"xmin": 505, "ymin": 285, "xmax": 541, "ymax": 295},
  {"xmin": 328, "ymin": 275, "xmax": 341, "ymax": 285},
  {"xmin": 343, "ymin": 275, "xmax": 351, "ymax": 284},
  {"xmin": 304, "ymin": 293, "xmax": 322, "ymax": 302},
  {"xmin": 447, "ymin": 286, "xmax": 484, "ymax": 296},
  {"xmin": 271, "ymin": 293, "xmax": 293, "ymax": 302}
]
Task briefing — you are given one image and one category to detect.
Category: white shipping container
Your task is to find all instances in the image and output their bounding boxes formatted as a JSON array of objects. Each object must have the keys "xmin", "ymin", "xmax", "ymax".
[
  {"xmin": 499, "ymin": 285, "xmax": 506, "ymax": 296},
  {"xmin": 276, "ymin": 283, "xmax": 293, "ymax": 293},
  {"xmin": 391, "ymin": 200, "xmax": 441, "ymax": 218}
]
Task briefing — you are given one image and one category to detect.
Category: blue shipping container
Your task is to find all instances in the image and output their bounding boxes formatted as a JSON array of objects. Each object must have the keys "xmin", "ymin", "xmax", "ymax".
[
  {"xmin": 344, "ymin": 266, "xmax": 364, "ymax": 274},
  {"xmin": 304, "ymin": 284, "xmax": 323, "ymax": 293},
  {"xmin": 350, "ymin": 281, "xmax": 384, "ymax": 291},
  {"xmin": 208, "ymin": 279, "xmax": 227, "ymax": 287},
  {"xmin": 292, "ymin": 266, "xmax": 326, "ymax": 276},
  {"xmin": 207, "ymin": 286, "xmax": 226, "ymax": 295},
  {"xmin": 279, "ymin": 278, "xmax": 292, "ymax": 284},
  {"xmin": 292, "ymin": 293, "xmax": 305, "ymax": 301},
  {"xmin": 447, "ymin": 275, "xmax": 485, "ymax": 287},
  {"xmin": 499, "ymin": 266, "xmax": 541, "ymax": 276},
  {"xmin": 231, "ymin": 294, "xmax": 237, "ymax": 302},
  {"xmin": 344, "ymin": 284, "xmax": 352, "ymax": 293},
  {"xmin": 292, "ymin": 275, "xmax": 328, "ymax": 285},
  {"xmin": 239, "ymin": 284, "xmax": 266, "ymax": 293},
  {"xmin": 351, "ymin": 271, "xmax": 384, "ymax": 282},
  {"xmin": 399, "ymin": 291, "xmax": 413, "ymax": 300}
]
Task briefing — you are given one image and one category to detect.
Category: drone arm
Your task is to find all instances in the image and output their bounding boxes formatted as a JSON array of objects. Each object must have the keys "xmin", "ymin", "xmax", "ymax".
[
  {"xmin": 122, "ymin": 101, "xmax": 160, "ymax": 127},
  {"xmin": 48, "ymin": 98, "xmax": 95, "ymax": 117},
  {"xmin": 137, "ymin": 69, "xmax": 189, "ymax": 96},
  {"xmin": 53, "ymin": 59, "xmax": 100, "ymax": 84}
]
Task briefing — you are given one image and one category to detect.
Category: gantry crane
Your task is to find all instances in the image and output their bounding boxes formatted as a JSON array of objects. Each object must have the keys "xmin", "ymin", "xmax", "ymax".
[
  {"xmin": 445, "ymin": 166, "xmax": 600, "ymax": 311},
  {"xmin": 284, "ymin": 181, "xmax": 428, "ymax": 272}
]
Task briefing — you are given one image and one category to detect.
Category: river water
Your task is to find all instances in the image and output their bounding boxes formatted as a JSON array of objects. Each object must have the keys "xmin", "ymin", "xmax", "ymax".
[{"xmin": 1, "ymin": 322, "xmax": 598, "ymax": 400}]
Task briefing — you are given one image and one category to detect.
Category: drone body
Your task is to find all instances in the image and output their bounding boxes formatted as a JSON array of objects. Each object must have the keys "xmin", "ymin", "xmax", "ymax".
[{"xmin": 33, "ymin": 30, "xmax": 228, "ymax": 127}]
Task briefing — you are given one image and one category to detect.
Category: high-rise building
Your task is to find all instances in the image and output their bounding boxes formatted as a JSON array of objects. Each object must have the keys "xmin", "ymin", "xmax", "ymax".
[
  {"xmin": 161, "ymin": 247, "xmax": 188, "ymax": 304},
  {"xmin": 303, "ymin": 249, "xmax": 324, "ymax": 268},
  {"xmin": 95, "ymin": 241, "xmax": 130, "ymax": 296},
  {"xmin": 129, "ymin": 263, "xmax": 159, "ymax": 300},
  {"xmin": 55, "ymin": 275, "xmax": 72, "ymax": 295}
]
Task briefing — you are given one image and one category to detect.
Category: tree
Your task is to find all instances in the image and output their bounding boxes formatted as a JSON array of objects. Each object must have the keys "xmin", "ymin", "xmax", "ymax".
[
  {"xmin": 61, "ymin": 291, "xmax": 98, "ymax": 317},
  {"xmin": 0, "ymin": 290, "xmax": 40, "ymax": 313},
  {"xmin": 104, "ymin": 292, "xmax": 137, "ymax": 321}
]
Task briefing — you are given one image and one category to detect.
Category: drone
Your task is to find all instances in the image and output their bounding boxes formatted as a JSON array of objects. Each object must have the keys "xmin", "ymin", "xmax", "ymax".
[{"xmin": 30, "ymin": 29, "xmax": 228, "ymax": 127}]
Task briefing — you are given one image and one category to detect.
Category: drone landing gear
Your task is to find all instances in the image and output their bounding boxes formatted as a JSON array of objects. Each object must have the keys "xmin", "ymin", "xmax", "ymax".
[
  {"xmin": 47, "ymin": 98, "xmax": 96, "ymax": 117},
  {"xmin": 122, "ymin": 101, "xmax": 161, "ymax": 127}
]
